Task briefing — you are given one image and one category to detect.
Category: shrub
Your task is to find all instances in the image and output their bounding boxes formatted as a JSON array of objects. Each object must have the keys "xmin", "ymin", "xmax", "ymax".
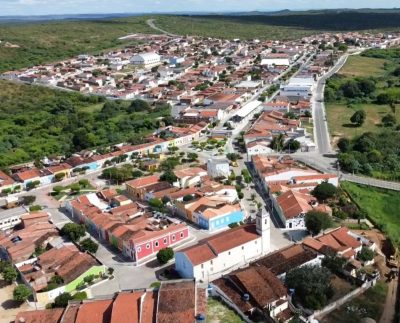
[
  {"xmin": 83, "ymin": 275, "xmax": 95, "ymax": 284},
  {"xmin": 157, "ymin": 247, "xmax": 174, "ymax": 264},
  {"xmin": 53, "ymin": 186, "xmax": 64, "ymax": 193},
  {"xmin": 78, "ymin": 179, "xmax": 90, "ymax": 188},
  {"xmin": 73, "ymin": 291, "xmax": 87, "ymax": 301},
  {"xmin": 54, "ymin": 292, "xmax": 73, "ymax": 308},
  {"xmin": 55, "ymin": 173, "xmax": 65, "ymax": 181},
  {"xmin": 29, "ymin": 205, "xmax": 42, "ymax": 212},
  {"xmin": 13, "ymin": 285, "xmax": 32, "ymax": 302},
  {"xmin": 357, "ymin": 246, "xmax": 374, "ymax": 262},
  {"xmin": 3, "ymin": 265, "xmax": 18, "ymax": 284}
]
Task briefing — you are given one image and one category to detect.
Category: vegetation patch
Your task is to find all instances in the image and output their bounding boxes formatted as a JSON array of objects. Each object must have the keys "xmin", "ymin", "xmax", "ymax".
[
  {"xmin": 322, "ymin": 282, "xmax": 388, "ymax": 323},
  {"xmin": 325, "ymin": 48, "xmax": 400, "ymax": 179},
  {"xmin": 0, "ymin": 81, "xmax": 170, "ymax": 167},
  {"xmin": 341, "ymin": 181, "xmax": 400, "ymax": 247},
  {"xmin": 207, "ymin": 296, "xmax": 244, "ymax": 323}
]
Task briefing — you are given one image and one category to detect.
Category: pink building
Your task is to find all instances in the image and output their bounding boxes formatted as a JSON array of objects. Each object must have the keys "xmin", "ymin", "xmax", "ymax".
[{"xmin": 124, "ymin": 223, "xmax": 189, "ymax": 263}]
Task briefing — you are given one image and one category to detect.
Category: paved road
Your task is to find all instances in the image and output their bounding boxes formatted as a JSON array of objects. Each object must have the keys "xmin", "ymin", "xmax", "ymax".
[
  {"xmin": 146, "ymin": 19, "xmax": 178, "ymax": 37},
  {"xmin": 312, "ymin": 54, "xmax": 349, "ymax": 154}
]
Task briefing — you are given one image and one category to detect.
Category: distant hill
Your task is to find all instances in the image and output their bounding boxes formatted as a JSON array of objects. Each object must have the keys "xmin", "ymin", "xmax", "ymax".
[{"xmin": 187, "ymin": 11, "xmax": 400, "ymax": 31}]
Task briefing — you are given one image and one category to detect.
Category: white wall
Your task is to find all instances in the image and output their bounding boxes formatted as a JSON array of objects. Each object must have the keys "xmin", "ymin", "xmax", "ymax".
[{"xmin": 193, "ymin": 237, "xmax": 263, "ymax": 282}]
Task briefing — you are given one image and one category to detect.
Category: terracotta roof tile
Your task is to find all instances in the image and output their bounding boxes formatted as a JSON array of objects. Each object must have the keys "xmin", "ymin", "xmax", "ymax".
[
  {"xmin": 111, "ymin": 291, "xmax": 144, "ymax": 323},
  {"xmin": 15, "ymin": 309, "xmax": 64, "ymax": 323},
  {"xmin": 75, "ymin": 299, "xmax": 113, "ymax": 323}
]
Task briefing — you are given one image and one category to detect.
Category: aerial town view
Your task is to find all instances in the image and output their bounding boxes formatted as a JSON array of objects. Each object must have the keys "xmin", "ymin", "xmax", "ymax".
[{"xmin": 0, "ymin": 1, "xmax": 400, "ymax": 323}]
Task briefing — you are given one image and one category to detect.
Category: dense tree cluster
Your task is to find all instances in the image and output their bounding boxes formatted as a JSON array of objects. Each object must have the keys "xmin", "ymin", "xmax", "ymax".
[
  {"xmin": 0, "ymin": 80, "xmax": 171, "ymax": 167},
  {"xmin": 338, "ymin": 131, "xmax": 400, "ymax": 178},
  {"xmin": 285, "ymin": 265, "xmax": 333, "ymax": 310}
]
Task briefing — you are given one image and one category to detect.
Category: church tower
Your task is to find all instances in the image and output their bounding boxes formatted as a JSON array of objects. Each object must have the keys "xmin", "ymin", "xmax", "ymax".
[{"xmin": 256, "ymin": 208, "xmax": 271, "ymax": 255}]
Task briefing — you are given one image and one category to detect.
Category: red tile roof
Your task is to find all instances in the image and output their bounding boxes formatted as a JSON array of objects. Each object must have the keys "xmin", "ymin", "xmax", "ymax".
[
  {"xmin": 111, "ymin": 291, "xmax": 144, "ymax": 323},
  {"xmin": 75, "ymin": 299, "xmax": 113, "ymax": 323},
  {"xmin": 15, "ymin": 309, "xmax": 64, "ymax": 323},
  {"xmin": 125, "ymin": 175, "xmax": 160, "ymax": 188},
  {"xmin": 180, "ymin": 225, "xmax": 259, "ymax": 266}
]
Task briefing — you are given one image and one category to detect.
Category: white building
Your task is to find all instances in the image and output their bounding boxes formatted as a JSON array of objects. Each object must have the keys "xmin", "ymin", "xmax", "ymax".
[
  {"xmin": 175, "ymin": 209, "xmax": 271, "ymax": 282},
  {"xmin": 130, "ymin": 52, "xmax": 161, "ymax": 68},
  {"xmin": 246, "ymin": 141, "xmax": 274, "ymax": 156},
  {"xmin": 207, "ymin": 158, "xmax": 230, "ymax": 178},
  {"xmin": 261, "ymin": 58, "xmax": 290, "ymax": 67},
  {"xmin": 0, "ymin": 206, "xmax": 27, "ymax": 231},
  {"xmin": 280, "ymin": 77, "xmax": 315, "ymax": 98}
]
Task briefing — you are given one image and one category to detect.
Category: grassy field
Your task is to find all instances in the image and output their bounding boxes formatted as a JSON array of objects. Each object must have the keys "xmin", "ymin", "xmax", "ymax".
[
  {"xmin": 339, "ymin": 55, "xmax": 389, "ymax": 78},
  {"xmin": 0, "ymin": 16, "xmax": 154, "ymax": 72},
  {"xmin": 207, "ymin": 297, "xmax": 244, "ymax": 323},
  {"xmin": 323, "ymin": 282, "xmax": 388, "ymax": 323},
  {"xmin": 341, "ymin": 182, "xmax": 400, "ymax": 247},
  {"xmin": 326, "ymin": 102, "xmax": 400, "ymax": 139}
]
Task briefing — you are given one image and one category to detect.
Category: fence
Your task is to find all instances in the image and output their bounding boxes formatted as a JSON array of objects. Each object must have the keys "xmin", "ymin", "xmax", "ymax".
[{"xmin": 310, "ymin": 279, "xmax": 377, "ymax": 320}]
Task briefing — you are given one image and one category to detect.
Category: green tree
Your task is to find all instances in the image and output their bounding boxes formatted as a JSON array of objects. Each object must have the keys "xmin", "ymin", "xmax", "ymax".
[
  {"xmin": 270, "ymin": 134, "xmax": 285, "ymax": 152},
  {"xmin": 70, "ymin": 183, "xmax": 81, "ymax": 194},
  {"xmin": 183, "ymin": 195, "xmax": 195, "ymax": 202},
  {"xmin": 13, "ymin": 285, "xmax": 32, "ymax": 302},
  {"xmin": 376, "ymin": 92, "xmax": 393, "ymax": 105},
  {"xmin": 160, "ymin": 170, "xmax": 178, "ymax": 184},
  {"xmin": 0, "ymin": 260, "xmax": 11, "ymax": 273},
  {"xmin": 187, "ymin": 152, "xmax": 198, "ymax": 162},
  {"xmin": 83, "ymin": 274, "xmax": 95, "ymax": 284},
  {"xmin": 54, "ymin": 173, "xmax": 65, "ymax": 182},
  {"xmin": 128, "ymin": 99, "xmax": 151, "ymax": 113},
  {"xmin": 337, "ymin": 137, "xmax": 351, "ymax": 153},
  {"xmin": 305, "ymin": 211, "xmax": 332, "ymax": 236},
  {"xmin": 54, "ymin": 292, "xmax": 73, "ymax": 308},
  {"xmin": 79, "ymin": 238, "xmax": 99, "ymax": 254},
  {"xmin": 53, "ymin": 186, "xmax": 64, "ymax": 194},
  {"xmin": 312, "ymin": 182, "xmax": 337, "ymax": 201},
  {"xmin": 149, "ymin": 198, "xmax": 163, "ymax": 209},
  {"xmin": 156, "ymin": 247, "xmax": 174, "ymax": 264},
  {"xmin": 382, "ymin": 114, "xmax": 396, "ymax": 127},
  {"xmin": 21, "ymin": 195, "xmax": 36, "ymax": 205},
  {"xmin": 3, "ymin": 266, "xmax": 18, "ymax": 284},
  {"xmin": 357, "ymin": 246, "xmax": 374, "ymax": 262},
  {"xmin": 78, "ymin": 179, "xmax": 90, "ymax": 188},
  {"xmin": 73, "ymin": 291, "xmax": 87, "ymax": 301},
  {"xmin": 284, "ymin": 139, "xmax": 301, "ymax": 152},
  {"xmin": 29, "ymin": 205, "xmax": 42, "ymax": 212},
  {"xmin": 285, "ymin": 265, "xmax": 332, "ymax": 310},
  {"xmin": 226, "ymin": 153, "xmax": 240, "ymax": 162},
  {"xmin": 350, "ymin": 110, "xmax": 366, "ymax": 127},
  {"xmin": 322, "ymin": 253, "xmax": 347, "ymax": 274},
  {"xmin": 61, "ymin": 223, "xmax": 86, "ymax": 242}
]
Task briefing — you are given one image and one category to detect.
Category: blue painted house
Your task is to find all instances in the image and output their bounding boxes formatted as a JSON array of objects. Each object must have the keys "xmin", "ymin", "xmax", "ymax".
[{"xmin": 196, "ymin": 204, "xmax": 244, "ymax": 232}]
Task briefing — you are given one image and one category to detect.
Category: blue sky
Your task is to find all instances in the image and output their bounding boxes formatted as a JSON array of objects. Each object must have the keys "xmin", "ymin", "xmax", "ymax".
[{"xmin": 1, "ymin": 0, "xmax": 399, "ymax": 16}]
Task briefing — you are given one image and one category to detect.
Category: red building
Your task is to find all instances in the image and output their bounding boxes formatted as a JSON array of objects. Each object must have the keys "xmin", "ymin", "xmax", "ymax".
[{"xmin": 125, "ymin": 223, "xmax": 189, "ymax": 263}]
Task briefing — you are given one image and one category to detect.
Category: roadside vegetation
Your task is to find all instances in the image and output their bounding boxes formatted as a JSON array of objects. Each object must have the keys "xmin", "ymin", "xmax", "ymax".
[
  {"xmin": 0, "ymin": 81, "xmax": 171, "ymax": 168},
  {"xmin": 325, "ymin": 48, "xmax": 400, "ymax": 180}
]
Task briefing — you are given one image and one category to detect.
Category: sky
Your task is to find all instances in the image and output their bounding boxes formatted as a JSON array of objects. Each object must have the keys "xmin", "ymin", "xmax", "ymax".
[{"xmin": 1, "ymin": 0, "xmax": 399, "ymax": 16}]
